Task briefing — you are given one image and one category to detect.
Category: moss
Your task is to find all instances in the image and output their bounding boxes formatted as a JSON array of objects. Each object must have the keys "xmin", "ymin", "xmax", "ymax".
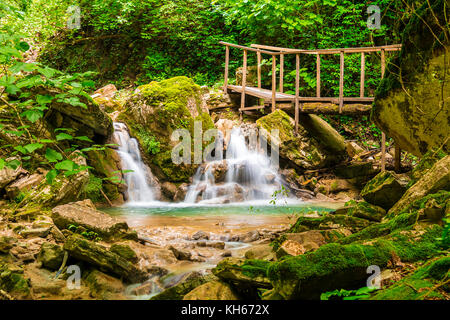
[
  {"xmin": 289, "ymin": 214, "xmax": 373, "ymax": 234},
  {"xmin": 371, "ymin": 255, "xmax": 450, "ymax": 300},
  {"xmin": 0, "ymin": 264, "xmax": 30, "ymax": 298},
  {"xmin": 337, "ymin": 201, "xmax": 386, "ymax": 222},
  {"xmin": 408, "ymin": 148, "xmax": 447, "ymax": 187},
  {"xmin": 83, "ymin": 175, "xmax": 103, "ymax": 203}
]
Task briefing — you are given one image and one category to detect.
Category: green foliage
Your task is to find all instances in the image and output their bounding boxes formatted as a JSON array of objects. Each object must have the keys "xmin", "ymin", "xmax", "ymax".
[
  {"xmin": 67, "ymin": 224, "xmax": 102, "ymax": 241},
  {"xmin": 321, "ymin": 286, "xmax": 379, "ymax": 300},
  {"xmin": 137, "ymin": 126, "xmax": 160, "ymax": 155}
]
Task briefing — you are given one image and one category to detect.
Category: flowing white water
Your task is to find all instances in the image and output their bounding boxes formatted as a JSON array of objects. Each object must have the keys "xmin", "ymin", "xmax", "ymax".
[
  {"xmin": 185, "ymin": 126, "xmax": 283, "ymax": 204},
  {"xmin": 113, "ymin": 122, "xmax": 156, "ymax": 203}
]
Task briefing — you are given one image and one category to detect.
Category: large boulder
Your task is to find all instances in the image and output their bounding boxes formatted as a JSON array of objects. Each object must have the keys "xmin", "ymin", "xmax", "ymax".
[
  {"xmin": 0, "ymin": 160, "xmax": 25, "ymax": 189},
  {"xmin": 256, "ymin": 110, "xmax": 346, "ymax": 170},
  {"xmin": 372, "ymin": 1, "xmax": 449, "ymax": 156},
  {"xmin": 212, "ymin": 258, "xmax": 272, "ymax": 289},
  {"xmin": 183, "ymin": 281, "xmax": 239, "ymax": 300},
  {"xmin": 360, "ymin": 171, "xmax": 410, "ymax": 210},
  {"xmin": 51, "ymin": 200, "xmax": 129, "ymax": 239},
  {"xmin": 119, "ymin": 76, "xmax": 214, "ymax": 183},
  {"xmin": 63, "ymin": 235, "xmax": 147, "ymax": 283},
  {"xmin": 389, "ymin": 156, "xmax": 450, "ymax": 215},
  {"xmin": 5, "ymin": 169, "xmax": 46, "ymax": 199},
  {"xmin": 37, "ymin": 242, "xmax": 65, "ymax": 270},
  {"xmin": 335, "ymin": 201, "xmax": 386, "ymax": 222}
]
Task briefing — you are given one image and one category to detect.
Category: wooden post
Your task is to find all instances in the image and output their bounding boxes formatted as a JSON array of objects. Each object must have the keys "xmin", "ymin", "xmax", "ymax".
[
  {"xmin": 295, "ymin": 53, "xmax": 300, "ymax": 133},
  {"xmin": 316, "ymin": 54, "xmax": 321, "ymax": 97},
  {"xmin": 381, "ymin": 132, "xmax": 386, "ymax": 172},
  {"xmin": 339, "ymin": 51, "xmax": 344, "ymax": 113},
  {"xmin": 360, "ymin": 52, "xmax": 365, "ymax": 97},
  {"xmin": 279, "ymin": 53, "xmax": 284, "ymax": 93},
  {"xmin": 271, "ymin": 55, "xmax": 276, "ymax": 112},
  {"xmin": 394, "ymin": 143, "xmax": 401, "ymax": 172},
  {"xmin": 257, "ymin": 50, "xmax": 262, "ymax": 89},
  {"xmin": 223, "ymin": 45, "xmax": 229, "ymax": 93},
  {"xmin": 240, "ymin": 49, "xmax": 247, "ymax": 112},
  {"xmin": 380, "ymin": 49, "xmax": 386, "ymax": 172}
]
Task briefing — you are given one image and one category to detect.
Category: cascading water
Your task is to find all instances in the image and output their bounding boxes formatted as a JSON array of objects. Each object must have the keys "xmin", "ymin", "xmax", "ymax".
[
  {"xmin": 185, "ymin": 126, "xmax": 283, "ymax": 204},
  {"xmin": 113, "ymin": 122, "xmax": 156, "ymax": 203}
]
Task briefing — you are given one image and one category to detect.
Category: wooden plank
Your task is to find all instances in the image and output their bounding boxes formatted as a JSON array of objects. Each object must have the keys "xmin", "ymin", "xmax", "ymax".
[
  {"xmin": 295, "ymin": 53, "xmax": 300, "ymax": 133},
  {"xmin": 240, "ymin": 49, "xmax": 247, "ymax": 112},
  {"xmin": 219, "ymin": 41, "xmax": 280, "ymax": 55},
  {"xmin": 272, "ymin": 55, "xmax": 276, "ymax": 112},
  {"xmin": 250, "ymin": 43, "xmax": 402, "ymax": 55},
  {"xmin": 316, "ymin": 54, "xmax": 321, "ymax": 97},
  {"xmin": 223, "ymin": 45, "xmax": 229, "ymax": 93},
  {"xmin": 360, "ymin": 52, "xmax": 365, "ymax": 97},
  {"xmin": 279, "ymin": 53, "xmax": 284, "ymax": 93},
  {"xmin": 239, "ymin": 105, "xmax": 267, "ymax": 111},
  {"xmin": 381, "ymin": 48, "xmax": 386, "ymax": 79},
  {"xmin": 257, "ymin": 50, "xmax": 262, "ymax": 89},
  {"xmin": 381, "ymin": 132, "xmax": 386, "ymax": 172},
  {"xmin": 395, "ymin": 143, "xmax": 401, "ymax": 172},
  {"xmin": 339, "ymin": 51, "xmax": 344, "ymax": 113}
]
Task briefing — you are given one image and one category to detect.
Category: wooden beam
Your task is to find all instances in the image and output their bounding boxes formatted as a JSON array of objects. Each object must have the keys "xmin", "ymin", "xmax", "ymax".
[
  {"xmin": 360, "ymin": 52, "xmax": 365, "ymax": 97},
  {"xmin": 257, "ymin": 50, "xmax": 262, "ymax": 89},
  {"xmin": 395, "ymin": 143, "xmax": 401, "ymax": 172},
  {"xmin": 381, "ymin": 48, "xmax": 386, "ymax": 79},
  {"xmin": 240, "ymin": 49, "xmax": 247, "ymax": 112},
  {"xmin": 223, "ymin": 45, "xmax": 229, "ymax": 93},
  {"xmin": 279, "ymin": 53, "xmax": 284, "ymax": 93},
  {"xmin": 381, "ymin": 132, "xmax": 386, "ymax": 172},
  {"xmin": 316, "ymin": 54, "xmax": 321, "ymax": 97},
  {"xmin": 339, "ymin": 51, "xmax": 344, "ymax": 113},
  {"xmin": 219, "ymin": 41, "xmax": 280, "ymax": 55},
  {"xmin": 250, "ymin": 43, "xmax": 402, "ymax": 55},
  {"xmin": 271, "ymin": 55, "xmax": 276, "ymax": 112},
  {"xmin": 295, "ymin": 53, "xmax": 300, "ymax": 133}
]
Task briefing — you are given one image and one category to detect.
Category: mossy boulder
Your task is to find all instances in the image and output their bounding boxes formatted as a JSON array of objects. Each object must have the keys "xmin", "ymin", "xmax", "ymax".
[
  {"xmin": 84, "ymin": 269, "xmax": 125, "ymax": 300},
  {"xmin": 37, "ymin": 242, "xmax": 65, "ymax": 270},
  {"xmin": 289, "ymin": 214, "xmax": 373, "ymax": 234},
  {"xmin": 371, "ymin": 255, "xmax": 450, "ymax": 300},
  {"xmin": 109, "ymin": 244, "xmax": 138, "ymax": 263},
  {"xmin": 335, "ymin": 201, "xmax": 386, "ymax": 222},
  {"xmin": 389, "ymin": 156, "xmax": 450, "ymax": 215},
  {"xmin": 256, "ymin": 110, "xmax": 346, "ymax": 170},
  {"xmin": 183, "ymin": 281, "xmax": 240, "ymax": 300},
  {"xmin": 266, "ymin": 225, "xmax": 442, "ymax": 299},
  {"xmin": 372, "ymin": 1, "xmax": 449, "ymax": 156},
  {"xmin": 63, "ymin": 235, "xmax": 147, "ymax": 283},
  {"xmin": 0, "ymin": 263, "xmax": 30, "ymax": 299},
  {"xmin": 120, "ymin": 76, "xmax": 214, "ymax": 183},
  {"xmin": 360, "ymin": 171, "xmax": 409, "ymax": 210},
  {"xmin": 408, "ymin": 148, "xmax": 447, "ymax": 187},
  {"xmin": 150, "ymin": 272, "xmax": 214, "ymax": 300},
  {"xmin": 0, "ymin": 236, "xmax": 16, "ymax": 254}
]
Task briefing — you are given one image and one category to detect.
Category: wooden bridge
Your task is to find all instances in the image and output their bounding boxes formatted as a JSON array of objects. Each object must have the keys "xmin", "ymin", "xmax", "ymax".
[
  {"xmin": 220, "ymin": 42, "xmax": 401, "ymax": 127},
  {"xmin": 219, "ymin": 41, "xmax": 403, "ymax": 172}
]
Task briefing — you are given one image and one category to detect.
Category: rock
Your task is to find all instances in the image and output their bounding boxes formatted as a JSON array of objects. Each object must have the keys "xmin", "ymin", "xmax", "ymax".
[
  {"xmin": 244, "ymin": 244, "xmax": 275, "ymax": 261},
  {"xmin": 289, "ymin": 214, "xmax": 373, "ymax": 234},
  {"xmin": 63, "ymin": 235, "xmax": 148, "ymax": 283},
  {"xmin": 44, "ymin": 86, "xmax": 113, "ymax": 143},
  {"xmin": 335, "ymin": 201, "xmax": 387, "ymax": 222},
  {"xmin": 209, "ymin": 241, "xmax": 225, "ymax": 250},
  {"xmin": 151, "ymin": 272, "xmax": 214, "ymax": 300},
  {"xmin": 372, "ymin": 0, "xmax": 449, "ymax": 156},
  {"xmin": 240, "ymin": 230, "xmax": 260, "ymax": 243},
  {"xmin": 256, "ymin": 110, "xmax": 346, "ymax": 169},
  {"xmin": 161, "ymin": 182, "xmax": 178, "ymax": 200},
  {"xmin": 360, "ymin": 171, "xmax": 410, "ymax": 210},
  {"xmin": 51, "ymin": 200, "xmax": 129, "ymax": 239},
  {"xmin": 390, "ymin": 156, "xmax": 450, "ymax": 215},
  {"xmin": 0, "ymin": 236, "xmax": 17, "ymax": 254},
  {"xmin": 109, "ymin": 244, "xmax": 138, "ymax": 263},
  {"xmin": 20, "ymin": 227, "xmax": 51, "ymax": 239},
  {"xmin": 215, "ymin": 119, "xmax": 235, "ymax": 149},
  {"xmin": 346, "ymin": 141, "xmax": 365, "ymax": 158},
  {"xmin": 420, "ymin": 198, "xmax": 446, "ymax": 221},
  {"xmin": 212, "ymin": 258, "xmax": 272, "ymax": 289},
  {"xmin": 276, "ymin": 240, "xmax": 306, "ymax": 258},
  {"xmin": 192, "ymin": 231, "xmax": 209, "ymax": 241},
  {"xmin": 174, "ymin": 183, "xmax": 189, "ymax": 202},
  {"xmin": 85, "ymin": 270, "xmax": 125, "ymax": 300},
  {"xmin": 21, "ymin": 151, "xmax": 89, "ymax": 208},
  {"xmin": 0, "ymin": 263, "xmax": 30, "ymax": 299},
  {"xmin": 408, "ymin": 148, "xmax": 446, "ymax": 186},
  {"xmin": 37, "ymin": 242, "xmax": 65, "ymax": 270},
  {"xmin": 334, "ymin": 161, "xmax": 378, "ymax": 179},
  {"xmin": 28, "ymin": 267, "xmax": 66, "ymax": 296},
  {"xmin": 120, "ymin": 76, "xmax": 214, "ymax": 182},
  {"xmin": 0, "ymin": 159, "xmax": 25, "ymax": 189},
  {"xmin": 204, "ymin": 161, "xmax": 228, "ymax": 182},
  {"xmin": 285, "ymin": 230, "xmax": 327, "ymax": 247},
  {"xmin": 315, "ymin": 178, "xmax": 356, "ymax": 195},
  {"xmin": 221, "ymin": 250, "xmax": 232, "ymax": 257},
  {"xmin": 168, "ymin": 246, "xmax": 192, "ymax": 261},
  {"xmin": 5, "ymin": 171, "xmax": 46, "ymax": 199},
  {"xmin": 183, "ymin": 281, "xmax": 239, "ymax": 300},
  {"xmin": 93, "ymin": 84, "xmax": 117, "ymax": 99}
]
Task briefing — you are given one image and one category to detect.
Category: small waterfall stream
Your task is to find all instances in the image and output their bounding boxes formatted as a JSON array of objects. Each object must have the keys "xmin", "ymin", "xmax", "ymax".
[
  {"xmin": 113, "ymin": 122, "xmax": 156, "ymax": 203},
  {"xmin": 185, "ymin": 126, "xmax": 283, "ymax": 204}
]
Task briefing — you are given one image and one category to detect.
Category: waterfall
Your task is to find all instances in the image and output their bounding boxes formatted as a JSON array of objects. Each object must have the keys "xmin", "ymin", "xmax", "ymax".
[
  {"xmin": 113, "ymin": 122, "xmax": 156, "ymax": 203},
  {"xmin": 185, "ymin": 126, "xmax": 283, "ymax": 204}
]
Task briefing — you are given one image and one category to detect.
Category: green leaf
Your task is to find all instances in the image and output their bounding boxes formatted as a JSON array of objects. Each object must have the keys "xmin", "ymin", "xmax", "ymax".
[
  {"xmin": 14, "ymin": 145, "xmax": 27, "ymax": 154},
  {"xmin": 46, "ymin": 169, "xmax": 58, "ymax": 184},
  {"xmin": 21, "ymin": 109, "xmax": 43, "ymax": 123},
  {"xmin": 6, "ymin": 159, "xmax": 21, "ymax": 170},
  {"xmin": 36, "ymin": 94, "xmax": 53, "ymax": 105},
  {"xmin": 24, "ymin": 143, "xmax": 43, "ymax": 153},
  {"xmin": 0, "ymin": 158, "xmax": 5, "ymax": 170},
  {"xmin": 56, "ymin": 133, "xmax": 73, "ymax": 141},
  {"xmin": 55, "ymin": 160, "xmax": 76, "ymax": 171},
  {"xmin": 75, "ymin": 136, "xmax": 93, "ymax": 142},
  {"xmin": 45, "ymin": 148, "xmax": 63, "ymax": 163},
  {"xmin": 18, "ymin": 41, "xmax": 30, "ymax": 52}
]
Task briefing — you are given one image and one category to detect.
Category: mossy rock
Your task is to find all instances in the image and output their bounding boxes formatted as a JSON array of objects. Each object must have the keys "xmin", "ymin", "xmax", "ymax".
[
  {"xmin": 0, "ymin": 263, "xmax": 30, "ymax": 298},
  {"xmin": 183, "ymin": 281, "xmax": 240, "ymax": 300},
  {"xmin": 335, "ymin": 201, "xmax": 387, "ymax": 222},
  {"xmin": 151, "ymin": 272, "xmax": 215, "ymax": 300},
  {"xmin": 109, "ymin": 244, "xmax": 138, "ymax": 263},
  {"xmin": 289, "ymin": 214, "xmax": 373, "ymax": 234},
  {"xmin": 120, "ymin": 76, "xmax": 214, "ymax": 182},
  {"xmin": 408, "ymin": 148, "xmax": 447, "ymax": 187},
  {"xmin": 370, "ymin": 255, "xmax": 450, "ymax": 300},
  {"xmin": 334, "ymin": 162, "xmax": 377, "ymax": 179},
  {"xmin": 0, "ymin": 236, "xmax": 17, "ymax": 254},
  {"xmin": 360, "ymin": 171, "xmax": 409, "ymax": 210},
  {"xmin": 37, "ymin": 242, "xmax": 65, "ymax": 271}
]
